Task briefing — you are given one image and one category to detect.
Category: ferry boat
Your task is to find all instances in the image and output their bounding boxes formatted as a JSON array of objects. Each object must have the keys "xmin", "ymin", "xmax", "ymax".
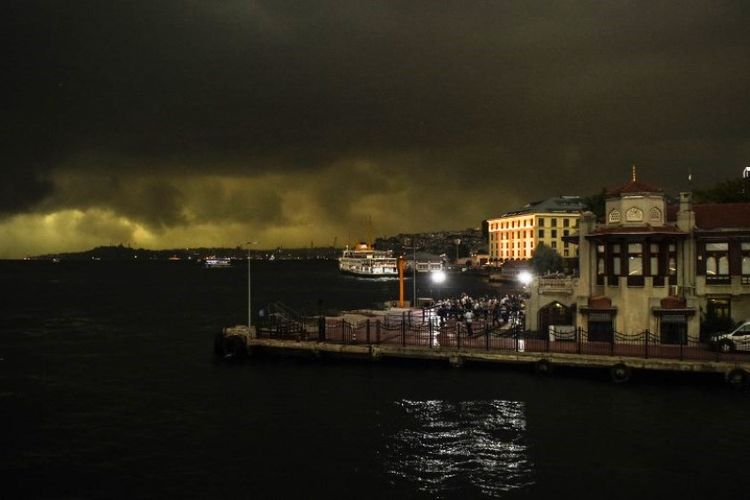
[
  {"xmin": 203, "ymin": 257, "xmax": 232, "ymax": 268},
  {"xmin": 339, "ymin": 243, "xmax": 398, "ymax": 276}
]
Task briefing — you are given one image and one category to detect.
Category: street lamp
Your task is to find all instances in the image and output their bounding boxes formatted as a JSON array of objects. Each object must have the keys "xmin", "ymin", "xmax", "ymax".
[
  {"xmin": 404, "ymin": 237, "xmax": 417, "ymax": 307},
  {"xmin": 431, "ymin": 269, "xmax": 446, "ymax": 299},
  {"xmin": 518, "ymin": 270, "xmax": 533, "ymax": 287},
  {"xmin": 245, "ymin": 241, "xmax": 259, "ymax": 330}
]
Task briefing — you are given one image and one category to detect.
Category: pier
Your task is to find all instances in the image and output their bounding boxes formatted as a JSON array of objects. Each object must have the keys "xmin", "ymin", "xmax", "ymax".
[{"xmin": 216, "ymin": 307, "xmax": 750, "ymax": 387}]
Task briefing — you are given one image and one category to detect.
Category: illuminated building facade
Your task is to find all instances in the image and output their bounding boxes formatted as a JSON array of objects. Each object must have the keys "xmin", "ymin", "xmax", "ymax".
[{"xmin": 487, "ymin": 196, "xmax": 585, "ymax": 263}]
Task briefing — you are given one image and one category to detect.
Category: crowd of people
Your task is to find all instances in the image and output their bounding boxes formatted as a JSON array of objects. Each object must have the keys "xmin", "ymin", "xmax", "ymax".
[{"xmin": 432, "ymin": 292, "xmax": 527, "ymax": 332}]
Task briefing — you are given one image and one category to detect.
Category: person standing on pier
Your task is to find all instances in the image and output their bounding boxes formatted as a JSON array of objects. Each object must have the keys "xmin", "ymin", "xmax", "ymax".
[{"xmin": 464, "ymin": 308, "xmax": 474, "ymax": 336}]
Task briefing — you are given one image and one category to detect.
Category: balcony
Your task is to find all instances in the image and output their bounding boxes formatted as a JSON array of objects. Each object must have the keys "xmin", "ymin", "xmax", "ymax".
[{"xmin": 537, "ymin": 276, "xmax": 577, "ymax": 295}]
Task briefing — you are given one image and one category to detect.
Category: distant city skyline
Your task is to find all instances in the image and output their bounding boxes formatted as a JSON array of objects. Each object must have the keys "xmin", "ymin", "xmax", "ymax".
[{"xmin": 3, "ymin": 2, "xmax": 750, "ymax": 258}]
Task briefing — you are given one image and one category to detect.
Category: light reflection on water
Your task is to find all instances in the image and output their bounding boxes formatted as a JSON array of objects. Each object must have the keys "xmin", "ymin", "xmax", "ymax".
[{"xmin": 386, "ymin": 400, "xmax": 533, "ymax": 497}]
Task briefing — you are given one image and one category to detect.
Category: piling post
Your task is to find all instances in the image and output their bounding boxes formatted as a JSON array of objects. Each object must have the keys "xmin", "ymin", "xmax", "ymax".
[
  {"xmin": 318, "ymin": 316, "xmax": 326, "ymax": 342},
  {"xmin": 485, "ymin": 323, "xmax": 490, "ymax": 351},
  {"xmin": 680, "ymin": 330, "xmax": 684, "ymax": 361},
  {"xmin": 577, "ymin": 326, "xmax": 582, "ymax": 354},
  {"xmin": 429, "ymin": 316, "xmax": 434, "ymax": 348},
  {"xmin": 366, "ymin": 319, "xmax": 371, "ymax": 344},
  {"xmin": 644, "ymin": 329, "xmax": 650, "ymax": 359},
  {"xmin": 401, "ymin": 312, "xmax": 406, "ymax": 347}
]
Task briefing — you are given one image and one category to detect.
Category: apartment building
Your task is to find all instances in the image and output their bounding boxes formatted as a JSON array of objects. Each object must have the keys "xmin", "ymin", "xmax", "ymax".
[{"xmin": 487, "ymin": 196, "xmax": 586, "ymax": 263}]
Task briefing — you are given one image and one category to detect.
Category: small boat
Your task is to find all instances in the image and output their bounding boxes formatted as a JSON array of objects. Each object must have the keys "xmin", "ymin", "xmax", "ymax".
[
  {"xmin": 203, "ymin": 257, "xmax": 232, "ymax": 268},
  {"xmin": 339, "ymin": 243, "xmax": 398, "ymax": 276}
]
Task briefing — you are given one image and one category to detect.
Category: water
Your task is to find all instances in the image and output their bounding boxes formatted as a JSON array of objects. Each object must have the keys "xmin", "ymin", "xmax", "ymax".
[{"xmin": 1, "ymin": 260, "xmax": 749, "ymax": 499}]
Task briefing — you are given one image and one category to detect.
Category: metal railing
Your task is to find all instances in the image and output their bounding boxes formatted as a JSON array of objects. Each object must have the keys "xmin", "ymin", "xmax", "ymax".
[{"xmin": 255, "ymin": 306, "xmax": 749, "ymax": 363}]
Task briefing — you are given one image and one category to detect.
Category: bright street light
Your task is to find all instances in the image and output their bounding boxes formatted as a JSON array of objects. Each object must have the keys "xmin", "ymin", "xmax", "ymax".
[
  {"xmin": 430, "ymin": 270, "xmax": 446, "ymax": 300},
  {"xmin": 518, "ymin": 270, "xmax": 533, "ymax": 286},
  {"xmin": 431, "ymin": 270, "xmax": 446, "ymax": 284}
]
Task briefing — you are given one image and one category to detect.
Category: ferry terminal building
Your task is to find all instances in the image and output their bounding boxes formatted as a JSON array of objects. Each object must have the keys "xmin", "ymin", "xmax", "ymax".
[{"xmin": 526, "ymin": 173, "xmax": 750, "ymax": 343}]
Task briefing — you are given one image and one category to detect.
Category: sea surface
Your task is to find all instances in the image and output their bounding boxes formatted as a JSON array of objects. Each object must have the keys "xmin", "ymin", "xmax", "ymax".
[{"xmin": 1, "ymin": 260, "xmax": 749, "ymax": 499}]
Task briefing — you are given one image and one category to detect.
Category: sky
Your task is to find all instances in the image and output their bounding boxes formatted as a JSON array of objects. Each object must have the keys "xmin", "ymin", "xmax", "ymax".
[{"xmin": 3, "ymin": 1, "xmax": 750, "ymax": 258}]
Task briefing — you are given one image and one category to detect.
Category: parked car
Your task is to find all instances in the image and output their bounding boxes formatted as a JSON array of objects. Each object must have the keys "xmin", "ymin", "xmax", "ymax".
[{"xmin": 711, "ymin": 321, "xmax": 750, "ymax": 353}]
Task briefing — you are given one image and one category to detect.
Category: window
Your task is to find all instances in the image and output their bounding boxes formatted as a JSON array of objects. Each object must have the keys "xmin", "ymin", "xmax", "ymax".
[
  {"xmin": 649, "ymin": 243, "xmax": 659, "ymax": 276},
  {"xmin": 538, "ymin": 218, "xmax": 545, "ymax": 227},
  {"xmin": 538, "ymin": 229, "xmax": 545, "ymax": 238},
  {"xmin": 668, "ymin": 244, "xmax": 677, "ymax": 277},
  {"xmin": 628, "ymin": 243, "xmax": 643, "ymax": 276},
  {"xmin": 564, "ymin": 249, "xmax": 569, "ymax": 257},
  {"xmin": 596, "ymin": 244, "xmax": 605, "ymax": 285},
  {"xmin": 551, "ymin": 218, "xmax": 558, "ymax": 227},
  {"xmin": 563, "ymin": 218, "xmax": 570, "ymax": 227},
  {"xmin": 608, "ymin": 209, "xmax": 621, "ymax": 223},
  {"xmin": 563, "ymin": 230, "xmax": 569, "ymax": 237},
  {"xmin": 610, "ymin": 243, "xmax": 621, "ymax": 286},
  {"xmin": 706, "ymin": 298, "xmax": 731, "ymax": 321},
  {"xmin": 551, "ymin": 229, "xmax": 557, "ymax": 239},
  {"xmin": 649, "ymin": 207, "xmax": 663, "ymax": 223},
  {"xmin": 705, "ymin": 242, "xmax": 729, "ymax": 284},
  {"xmin": 742, "ymin": 243, "xmax": 750, "ymax": 285},
  {"xmin": 628, "ymin": 243, "xmax": 644, "ymax": 286},
  {"xmin": 551, "ymin": 241, "xmax": 557, "ymax": 249}
]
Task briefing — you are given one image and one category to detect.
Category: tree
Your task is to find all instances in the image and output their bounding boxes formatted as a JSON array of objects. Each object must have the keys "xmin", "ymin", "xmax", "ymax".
[
  {"xmin": 582, "ymin": 188, "xmax": 607, "ymax": 219},
  {"xmin": 530, "ymin": 243, "xmax": 564, "ymax": 275},
  {"xmin": 694, "ymin": 178, "xmax": 750, "ymax": 203}
]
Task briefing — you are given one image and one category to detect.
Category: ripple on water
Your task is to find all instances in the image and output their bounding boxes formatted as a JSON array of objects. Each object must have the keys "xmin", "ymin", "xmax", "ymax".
[{"xmin": 385, "ymin": 399, "xmax": 534, "ymax": 497}]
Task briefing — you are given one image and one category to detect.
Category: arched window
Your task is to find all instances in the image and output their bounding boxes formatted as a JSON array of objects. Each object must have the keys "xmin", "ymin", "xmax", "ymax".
[{"xmin": 649, "ymin": 207, "xmax": 662, "ymax": 222}]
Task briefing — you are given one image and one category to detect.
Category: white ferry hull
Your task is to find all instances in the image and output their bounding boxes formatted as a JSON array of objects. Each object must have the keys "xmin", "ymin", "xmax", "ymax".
[{"xmin": 338, "ymin": 245, "xmax": 398, "ymax": 277}]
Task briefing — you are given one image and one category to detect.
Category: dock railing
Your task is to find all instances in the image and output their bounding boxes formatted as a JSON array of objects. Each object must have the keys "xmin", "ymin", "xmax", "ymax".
[{"xmin": 256, "ymin": 307, "xmax": 746, "ymax": 363}]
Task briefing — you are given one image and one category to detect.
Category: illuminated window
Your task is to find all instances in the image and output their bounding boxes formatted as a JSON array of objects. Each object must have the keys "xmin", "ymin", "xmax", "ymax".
[
  {"xmin": 705, "ymin": 242, "xmax": 729, "ymax": 284},
  {"xmin": 628, "ymin": 243, "xmax": 643, "ymax": 276},
  {"xmin": 650, "ymin": 243, "xmax": 659, "ymax": 276}
]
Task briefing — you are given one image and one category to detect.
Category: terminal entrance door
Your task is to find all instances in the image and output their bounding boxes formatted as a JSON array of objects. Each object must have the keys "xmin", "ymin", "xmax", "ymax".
[
  {"xmin": 588, "ymin": 312, "xmax": 613, "ymax": 342},
  {"xmin": 538, "ymin": 302, "xmax": 573, "ymax": 337}
]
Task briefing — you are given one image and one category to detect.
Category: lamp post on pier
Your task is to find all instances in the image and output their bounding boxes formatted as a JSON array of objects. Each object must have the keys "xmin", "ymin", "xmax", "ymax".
[
  {"xmin": 245, "ymin": 241, "xmax": 259, "ymax": 330},
  {"xmin": 404, "ymin": 237, "xmax": 417, "ymax": 307}
]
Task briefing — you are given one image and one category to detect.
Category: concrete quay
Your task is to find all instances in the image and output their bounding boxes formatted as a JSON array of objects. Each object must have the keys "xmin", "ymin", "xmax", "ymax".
[{"xmin": 216, "ymin": 323, "xmax": 750, "ymax": 387}]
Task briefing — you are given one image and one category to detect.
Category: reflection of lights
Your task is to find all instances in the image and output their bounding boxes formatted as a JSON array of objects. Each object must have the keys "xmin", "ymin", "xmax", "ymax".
[
  {"xmin": 431, "ymin": 270, "xmax": 447, "ymax": 284},
  {"xmin": 387, "ymin": 399, "xmax": 533, "ymax": 495},
  {"xmin": 518, "ymin": 271, "xmax": 532, "ymax": 286}
]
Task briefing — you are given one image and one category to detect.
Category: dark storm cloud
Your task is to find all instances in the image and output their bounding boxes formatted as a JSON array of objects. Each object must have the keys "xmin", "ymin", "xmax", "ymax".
[{"xmin": 2, "ymin": 1, "xmax": 750, "ymax": 252}]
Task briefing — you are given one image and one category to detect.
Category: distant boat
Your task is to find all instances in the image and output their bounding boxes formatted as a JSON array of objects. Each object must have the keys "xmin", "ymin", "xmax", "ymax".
[
  {"xmin": 168, "ymin": 255, "xmax": 181, "ymax": 261},
  {"xmin": 339, "ymin": 243, "xmax": 398, "ymax": 276},
  {"xmin": 203, "ymin": 257, "xmax": 232, "ymax": 268}
]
